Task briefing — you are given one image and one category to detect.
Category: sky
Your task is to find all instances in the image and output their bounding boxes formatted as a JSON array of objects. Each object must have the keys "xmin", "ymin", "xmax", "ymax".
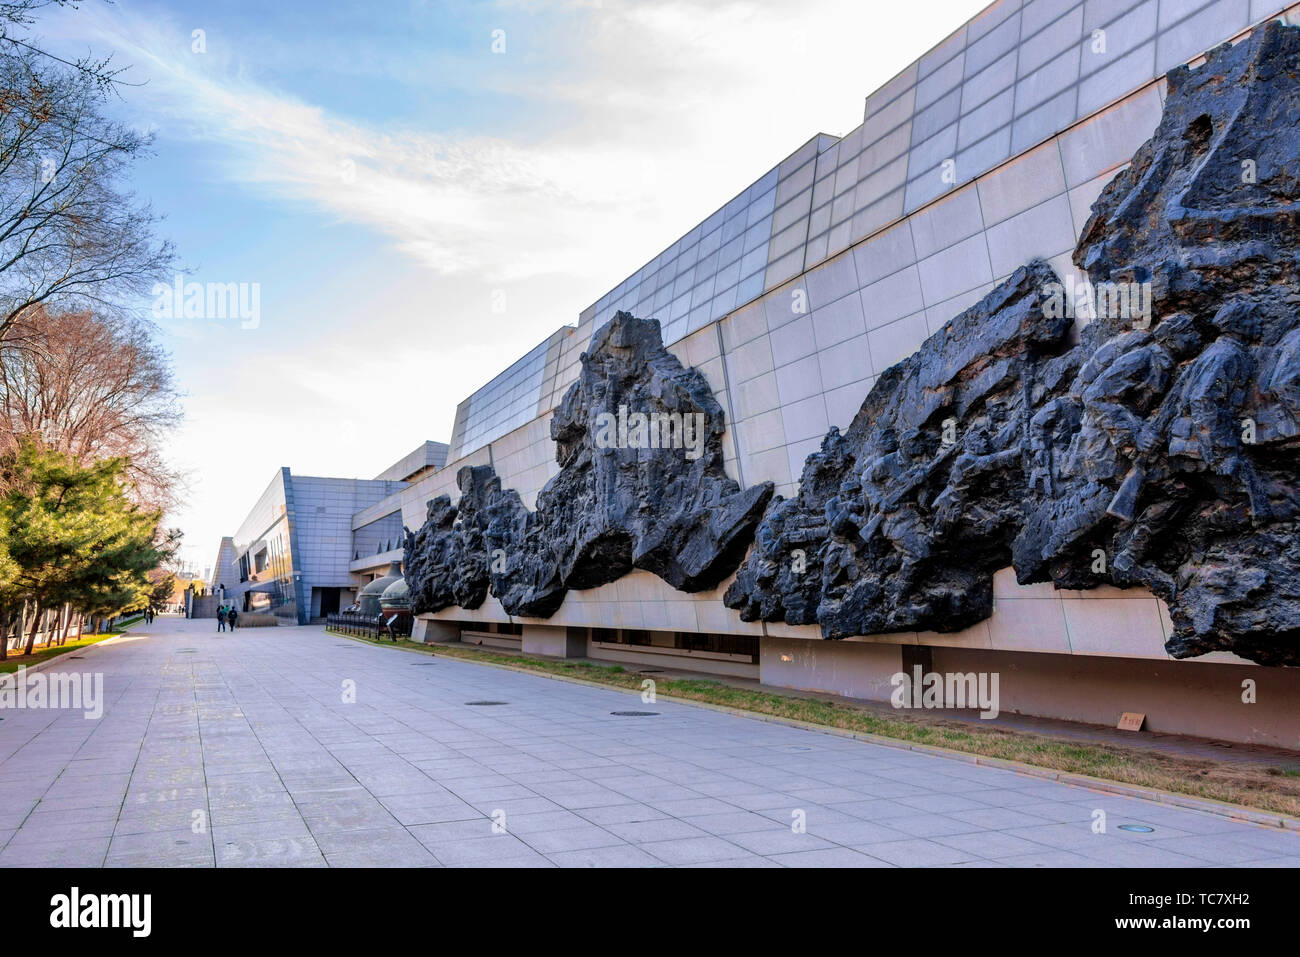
[{"xmin": 35, "ymin": 0, "xmax": 991, "ymax": 572}]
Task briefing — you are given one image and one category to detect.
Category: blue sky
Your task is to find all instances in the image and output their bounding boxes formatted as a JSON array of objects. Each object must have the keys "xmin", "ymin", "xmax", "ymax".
[{"xmin": 35, "ymin": 0, "xmax": 989, "ymax": 571}]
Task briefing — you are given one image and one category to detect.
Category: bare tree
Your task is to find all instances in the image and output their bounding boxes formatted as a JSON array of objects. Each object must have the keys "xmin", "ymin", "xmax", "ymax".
[
  {"xmin": 0, "ymin": 4, "xmax": 174, "ymax": 342},
  {"xmin": 0, "ymin": 305, "xmax": 184, "ymax": 511}
]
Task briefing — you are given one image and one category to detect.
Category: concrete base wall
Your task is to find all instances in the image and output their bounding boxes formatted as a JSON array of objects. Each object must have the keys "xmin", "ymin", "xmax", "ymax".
[
  {"xmin": 587, "ymin": 643, "xmax": 759, "ymax": 678},
  {"xmin": 929, "ymin": 646, "xmax": 1300, "ymax": 749},
  {"xmin": 760, "ymin": 637, "xmax": 903, "ymax": 701},
  {"xmin": 521, "ymin": 624, "xmax": 587, "ymax": 658},
  {"xmin": 758, "ymin": 636, "xmax": 1300, "ymax": 748},
  {"xmin": 412, "ymin": 617, "xmax": 460, "ymax": 643}
]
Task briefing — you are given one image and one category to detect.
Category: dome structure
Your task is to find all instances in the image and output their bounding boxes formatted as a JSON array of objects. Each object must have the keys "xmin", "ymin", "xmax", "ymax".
[
  {"xmin": 358, "ymin": 561, "xmax": 403, "ymax": 617},
  {"xmin": 379, "ymin": 575, "xmax": 411, "ymax": 612}
]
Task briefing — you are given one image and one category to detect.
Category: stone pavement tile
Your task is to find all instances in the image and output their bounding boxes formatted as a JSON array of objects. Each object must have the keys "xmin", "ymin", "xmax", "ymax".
[
  {"xmin": 516, "ymin": 823, "xmax": 625, "ymax": 855},
  {"xmin": 124, "ymin": 785, "xmax": 206, "ymax": 808},
  {"xmin": 547, "ymin": 844, "xmax": 667, "ymax": 868},
  {"xmin": 726, "ymin": 791, "xmax": 803, "ymax": 812},
  {"xmin": 546, "ymin": 787, "xmax": 640, "ymax": 810},
  {"xmin": 807, "ymin": 819, "xmax": 912, "ymax": 845},
  {"xmin": 1171, "ymin": 824, "xmax": 1300, "ymax": 855},
  {"xmin": 1141, "ymin": 834, "xmax": 1287, "ymax": 865},
  {"xmin": 211, "ymin": 817, "xmax": 313, "ymax": 845},
  {"xmin": 208, "ymin": 801, "xmax": 305, "ymax": 829},
  {"xmin": 897, "ymin": 793, "xmax": 992, "ymax": 814},
  {"xmin": 44, "ymin": 772, "xmax": 133, "ymax": 796},
  {"xmin": 23, "ymin": 792, "xmax": 122, "ymax": 815},
  {"xmin": 575, "ymin": 803, "xmax": 670, "ymax": 826},
  {"xmin": 944, "ymin": 806, "xmax": 1059, "ymax": 830},
  {"xmin": 769, "ymin": 846, "xmax": 897, "ymax": 868},
  {"xmin": 105, "ymin": 828, "xmax": 214, "ymax": 867},
  {"xmin": 825, "ymin": 798, "xmax": 923, "ymax": 821},
  {"xmin": 4, "ymin": 813, "xmax": 117, "ymax": 845},
  {"xmin": 1013, "ymin": 822, "xmax": 1107, "ymax": 850},
  {"xmin": 1227, "ymin": 857, "xmax": 1300, "ymax": 867},
  {"xmin": 677, "ymin": 810, "xmax": 779, "ymax": 835},
  {"xmin": 1073, "ymin": 842, "xmax": 1209, "ymax": 868},
  {"xmin": 724, "ymin": 828, "xmax": 836, "ymax": 856},
  {"xmin": 418, "ymin": 833, "xmax": 541, "ymax": 866},
  {"xmin": 64, "ymin": 757, "xmax": 138, "ymax": 777},
  {"xmin": 377, "ymin": 794, "xmax": 482, "ymax": 826},
  {"xmin": 788, "ymin": 786, "xmax": 877, "ymax": 805},
  {"xmin": 410, "ymin": 819, "xmax": 496, "ymax": 844},
  {"xmin": 0, "ymin": 837, "xmax": 110, "ymax": 867},
  {"xmin": 756, "ymin": 803, "xmax": 860, "ymax": 828},
  {"xmin": 965, "ymin": 787, "xmax": 1068, "ymax": 809},
  {"xmin": 296, "ymin": 795, "xmax": 401, "ymax": 834},
  {"xmin": 494, "ymin": 809, "xmax": 590, "ymax": 834},
  {"xmin": 679, "ymin": 856, "xmax": 784, "ymax": 868},
  {"xmin": 615, "ymin": 785, "xmax": 709, "ymax": 805},
  {"xmin": 877, "ymin": 813, "xmax": 986, "ymax": 839},
  {"xmin": 645, "ymin": 796, "xmax": 738, "ymax": 818},
  {"xmin": 507, "ymin": 769, "xmax": 583, "ymax": 786},
  {"xmin": 851, "ymin": 780, "xmax": 931, "ymax": 799},
  {"xmin": 313, "ymin": 826, "xmax": 438, "ymax": 867},
  {"xmin": 216, "ymin": 836, "xmax": 327, "ymax": 867},
  {"xmin": 936, "ymin": 831, "xmax": 1055, "ymax": 860},
  {"xmin": 356, "ymin": 772, "xmax": 448, "ymax": 799},
  {"xmin": 639, "ymin": 835, "xmax": 754, "ymax": 865},
  {"xmin": 997, "ymin": 849, "xmax": 1105, "ymax": 867},
  {"xmin": 604, "ymin": 818, "xmax": 712, "ymax": 843},
  {"xmin": 114, "ymin": 803, "xmax": 203, "ymax": 835},
  {"xmin": 464, "ymin": 795, "xmax": 560, "ymax": 816},
  {"xmin": 854, "ymin": 838, "xmax": 980, "ymax": 866},
  {"xmin": 1006, "ymin": 800, "xmax": 1098, "ymax": 824}
]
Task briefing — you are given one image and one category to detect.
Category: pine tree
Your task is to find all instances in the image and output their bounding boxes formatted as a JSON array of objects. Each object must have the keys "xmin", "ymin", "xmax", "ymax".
[{"xmin": 0, "ymin": 439, "xmax": 168, "ymax": 654}]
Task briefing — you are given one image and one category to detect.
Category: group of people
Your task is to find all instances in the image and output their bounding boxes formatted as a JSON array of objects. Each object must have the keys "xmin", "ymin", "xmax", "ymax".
[{"xmin": 215, "ymin": 604, "xmax": 240, "ymax": 632}]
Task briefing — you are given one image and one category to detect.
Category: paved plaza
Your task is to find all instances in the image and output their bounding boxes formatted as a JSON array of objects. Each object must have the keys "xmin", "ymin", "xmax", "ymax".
[{"xmin": 0, "ymin": 616, "xmax": 1296, "ymax": 868}]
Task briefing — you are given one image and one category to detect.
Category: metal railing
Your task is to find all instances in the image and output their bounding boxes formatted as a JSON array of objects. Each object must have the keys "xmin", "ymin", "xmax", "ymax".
[{"xmin": 325, "ymin": 611, "xmax": 411, "ymax": 641}]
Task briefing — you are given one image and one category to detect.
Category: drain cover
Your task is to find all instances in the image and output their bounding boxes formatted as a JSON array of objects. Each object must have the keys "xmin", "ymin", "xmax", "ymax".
[
  {"xmin": 610, "ymin": 710, "xmax": 659, "ymax": 716},
  {"xmin": 68, "ymin": 656, "xmax": 84, "ymax": 659},
  {"xmin": 465, "ymin": 700, "xmax": 508, "ymax": 706},
  {"xmin": 1118, "ymin": 824, "xmax": 1155, "ymax": 833},
  {"xmin": 410, "ymin": 662, "xmax": 437, "ymax": 666}
]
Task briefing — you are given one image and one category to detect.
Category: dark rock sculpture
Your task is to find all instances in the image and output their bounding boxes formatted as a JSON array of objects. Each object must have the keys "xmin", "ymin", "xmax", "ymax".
[
  {"xmin": 404, "ymin": 313, "xmax": 774, "ymax": 618},
  {"xmin": 725, "ymin": 21, "xmax": 1300, "ymax": 665},
  {"xmin": 403, "ymin": 465, "xmax": 497, "ymax": 615}
]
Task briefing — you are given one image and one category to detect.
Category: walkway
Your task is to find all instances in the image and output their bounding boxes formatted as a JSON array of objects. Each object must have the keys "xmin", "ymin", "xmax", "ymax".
[{"xmin": 0, "ymin": 616, "xmax": 1296, "ymax": 867}]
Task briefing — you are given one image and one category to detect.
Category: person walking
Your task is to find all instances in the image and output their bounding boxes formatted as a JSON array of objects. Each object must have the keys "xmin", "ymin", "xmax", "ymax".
[
  {"xmin": 217, "ymin": 604, "xmax": 227, "ymax": 633},
  {"xmin": 227, "ymin": 607, "xmax": 239, "ymax": 631}
]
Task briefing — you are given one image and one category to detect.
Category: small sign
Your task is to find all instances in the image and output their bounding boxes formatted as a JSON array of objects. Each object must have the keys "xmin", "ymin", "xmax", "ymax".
[
  {"xmin": 1117, "ymin": 711, "xmax": 1146, "ymax": 732},
  {"xmin": 385, "ymin": 615, "xmax": 397, "ymax": 628}
]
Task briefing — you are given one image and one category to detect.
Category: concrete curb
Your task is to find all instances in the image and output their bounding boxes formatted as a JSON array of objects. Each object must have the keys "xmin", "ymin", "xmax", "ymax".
[{"xmin": 323, "ymin": 628, "xmax": 1300, "ymax": 832}]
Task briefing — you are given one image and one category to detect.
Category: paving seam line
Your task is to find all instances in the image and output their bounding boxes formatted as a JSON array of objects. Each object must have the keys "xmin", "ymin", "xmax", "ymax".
[{"xmin": 324, "ymin": 628, "xmax": 1300, "ymax": 833}]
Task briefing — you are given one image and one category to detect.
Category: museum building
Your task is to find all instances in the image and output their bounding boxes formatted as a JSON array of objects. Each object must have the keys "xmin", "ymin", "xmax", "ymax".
[{"xmin": 213, "ymin": 0, "xmax": 1300, "ymax": 747}]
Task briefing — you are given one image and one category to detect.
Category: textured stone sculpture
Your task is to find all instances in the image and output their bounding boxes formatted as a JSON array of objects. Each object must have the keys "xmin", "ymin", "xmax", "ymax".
[
  {"xmin": 725, "ymin": 21, "xmax": 1300, "ymax": 665},
  {"xmin": 404, "ymin": 313, "xmax": 774, "ymax": 618}
]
